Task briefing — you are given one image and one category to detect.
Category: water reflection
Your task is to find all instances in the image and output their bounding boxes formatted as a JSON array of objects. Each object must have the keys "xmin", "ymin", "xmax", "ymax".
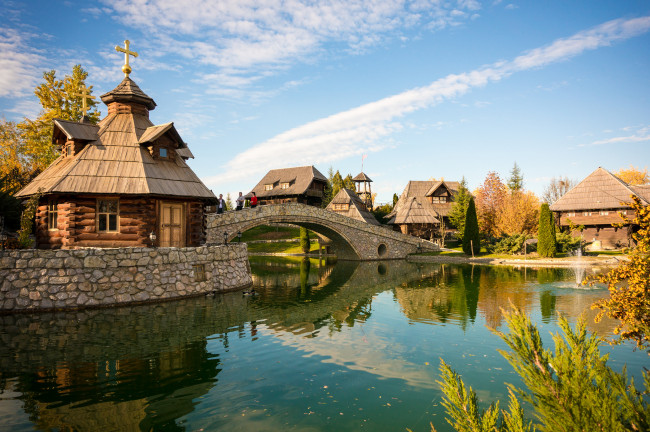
[{"xmin": 0, "ymin": 260, "xmax": 620, "ymax": 431}]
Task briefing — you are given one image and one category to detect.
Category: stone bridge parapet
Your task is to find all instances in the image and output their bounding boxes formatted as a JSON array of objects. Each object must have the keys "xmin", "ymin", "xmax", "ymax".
[{"xmin": 206, "ymin": 203, "xmax": 438, "ymax": 260}]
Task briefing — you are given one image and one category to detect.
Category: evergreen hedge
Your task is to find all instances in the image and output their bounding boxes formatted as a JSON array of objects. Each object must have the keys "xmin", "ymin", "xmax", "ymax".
[
  {"xmin": 462, "ymin": 197, "xmax": 480, "ymax": 256},
  {"xmin": 537, "ymin": 203, "xmax": 557, "ymax": 257}
]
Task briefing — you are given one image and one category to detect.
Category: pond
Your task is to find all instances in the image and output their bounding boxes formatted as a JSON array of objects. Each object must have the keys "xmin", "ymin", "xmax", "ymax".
[{"xmin": 0, "ymin": 258, "xmax": 644, "ymax": 431}]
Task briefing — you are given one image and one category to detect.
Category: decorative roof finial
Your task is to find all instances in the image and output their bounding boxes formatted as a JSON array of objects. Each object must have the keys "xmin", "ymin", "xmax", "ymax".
[
  {"xmin": 74, "ymin": 84, "xmax": 96, "ymax": 117},
  {"xmin": 115, "ymin": 39, "xmax": 138, "ymax": 77}
]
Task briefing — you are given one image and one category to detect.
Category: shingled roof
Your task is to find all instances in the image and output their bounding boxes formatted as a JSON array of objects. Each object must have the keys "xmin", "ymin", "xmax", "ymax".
[
  {"xmin": 549, "ymin": 167, "xmax": 649, "ymax": 211},
  {"xmin": 250, "ymin": 166, "xmax": 327, "ymax": 198},
  {"xmin": 16, "ymin": 77, "xmax": 214, "ymax": 200},
  {"xmin": 326, "ymin": 188, "xmax": 380, "ymax": 225},
  {"xmin": 386, "ymin": 180, "xmax": 458, "ymax": 224}
]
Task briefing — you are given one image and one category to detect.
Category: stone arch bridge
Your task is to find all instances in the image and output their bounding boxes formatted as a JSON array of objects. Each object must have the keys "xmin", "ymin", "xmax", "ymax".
[{"xmin": 206, "ymin": 203, "xmax": 438, "ymax": 260}]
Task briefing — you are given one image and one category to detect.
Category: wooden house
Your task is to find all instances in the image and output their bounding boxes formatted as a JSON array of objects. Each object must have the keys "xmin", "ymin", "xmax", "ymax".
[
  {"xmin": 550, "ymin": 167, "xmax": 650, "ymax": 249},
  {"xmin": 326, "ymin": 188, "xmax": 380, "ymax": 225},
  {"xmin": 248, "ymin": 166, "xmax": 327, "ymax": 206},
  {"xmin": 16, "ymin": 77, "xmax": 216, "ymax": 249},
  {"xmin": 385, "ymin": 180, "xmax": 460, "ymax": 239}
]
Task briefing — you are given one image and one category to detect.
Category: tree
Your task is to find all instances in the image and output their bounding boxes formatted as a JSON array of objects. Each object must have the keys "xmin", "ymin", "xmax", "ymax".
[
  {"xmin": 392, "ymin": 193, "xmax": 399, "ymax": 207},
  {"xmin": 225, "ymin": 193, "xmax": 234, "ymax": 211},
  {"xmin": 507, "ymin": 162, "xmax": 524, "ymax": 192},
  {"xmin": 542, "ymin": 176, "xmax": 576, "ymax": 205},
  {"xmin": 496, "ymin": 190, "xmax": 539, "ymax": 236},
  {"xmin": 615, "ymin": 165, "xmax": 649, "ymax": 185},
  {"xmin": 462, "ymin": 197, "xmax": 480, "ymax": 256},
  {"xmin": 0, "ymin": 65, "xmax": 100, "ymax": 188},
  {"xmin": 537, "ymin": 203, "xmax": 556, "ymax": 257},
  {"xmin": 434, "ymin": 306, "xmax": 649, "ymax": 432},
  {"xmin": 588, "ymin": 195, "xmax": 650, "ymax": 351},
  {"xmin": 449, "ymin": 177, "xmax": 471, "ymax": 241},
  {"xmin": 474, "ymin": 172, "xmax": 507, "ymax": 238},
  {"xmin": 300, "ymin": 227, "xmax": 311, "ymax": 254}
]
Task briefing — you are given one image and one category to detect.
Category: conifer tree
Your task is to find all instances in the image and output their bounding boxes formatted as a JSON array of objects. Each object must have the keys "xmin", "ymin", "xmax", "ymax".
[
  {"xmin": 507, "ymin": 162, "xmax": 524, "ymax": 191},
  {"xmin": 434, "ymin": 307, "xmax": 649, "ymax": 432},
  {"xmin": 537, "ymin": 203, "xmax": 556, "ymax": 257},
  {"xmin": 449, "ymin": 177, "xmax": 471, "ymax": 241},
  {"xmin": 300, "ymin": 227, "xmax": 310, "ymax": 254},
  {"xmin": 462, "ymin": 197, "xmax": 480, "ymax": 256}
]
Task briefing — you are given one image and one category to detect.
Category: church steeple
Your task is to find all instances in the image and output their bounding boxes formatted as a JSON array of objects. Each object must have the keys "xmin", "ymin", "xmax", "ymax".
[{"xmin": 100, "ymin": 77, "xmax": 157, "ymax": 116}]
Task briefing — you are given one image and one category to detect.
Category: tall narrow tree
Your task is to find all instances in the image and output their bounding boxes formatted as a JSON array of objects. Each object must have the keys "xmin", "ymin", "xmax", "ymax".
[
  {"xmin": 537, "ymin": 203, "xmax": 556, "ymax": 257},
  {"xmin": 449, "ymin": 177, "xmax": 471, "ymax": 241},
  {"xmin": 463, "ymin": 197, "xmax": 480, "ymax": 256},
  {"xmin": 507, "ymin": 162, "xmax": 524, "ymax": 192}
]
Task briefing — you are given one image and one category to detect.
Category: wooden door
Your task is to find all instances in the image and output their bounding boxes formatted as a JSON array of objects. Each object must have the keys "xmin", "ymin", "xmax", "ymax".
[{"xmin": 159, "ymin": 203, "xmax": 185, "ymax": 247}]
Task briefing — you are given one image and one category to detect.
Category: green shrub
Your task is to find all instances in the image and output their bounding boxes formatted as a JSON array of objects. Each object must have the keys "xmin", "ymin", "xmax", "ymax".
[
  {"xmin": 555, "ymin": 231, "xmax": 582, "ymax": 253},
  {"xmin": 537, "ymin": 203, "xmax": 556, "ymax": 257},
  {"xmin": 300, "ymin": 227, "xmax": 310, "ymax": 254},
  {"xmin": 462, "ymin": 197, "xmax": 480, "ymax": 256},
  {"xmin": 491, "ymin": 234, "xmax": 536, "ymax": 255}
]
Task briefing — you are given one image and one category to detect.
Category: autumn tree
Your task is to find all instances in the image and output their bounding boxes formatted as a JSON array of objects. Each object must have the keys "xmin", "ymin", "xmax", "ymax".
[
  {"xmin": 542, "ymin": 176, "xmax": 576, "ymax": 204},
  {"xmin": 0, "ymin": 65, "xmax": 100, "ymax": 188},
  {"xmin": 588, "ymin": 196, "xmax": 650, "ymax": 351},
  {"xmin": 449, "ymin": 177, "xmax": 471, "ymax": 241},
  {"xmin": 537, "ymin": 203, "xmax": 557, "ymax": 257},
  {"xmin": 474, "ymin": 171, "xmax": 507, "ymax": 238},
  {"xmin": 615, "ymin": 165, "xmax": 649, "ymax": 185},
  {"xmin": 507, "ymin": 162, "xmax": 524, "ymax": 192},
  {"xmin": 496, "ymin": 191, "xmax": 539, "ymax": 236}
]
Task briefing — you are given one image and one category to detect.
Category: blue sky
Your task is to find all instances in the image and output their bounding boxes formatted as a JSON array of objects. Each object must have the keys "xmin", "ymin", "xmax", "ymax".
[{"xmin": 1, "ymin": 0, "xmax": 649, "ymax": 203}]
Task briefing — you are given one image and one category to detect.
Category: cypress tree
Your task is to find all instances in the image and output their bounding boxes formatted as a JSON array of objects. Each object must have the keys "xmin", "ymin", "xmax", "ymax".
[
  {"xmin": 538, "ymin": 203, "xmax": 557, "ymax": 257},
  {"xmin": 300, "ymin": 227, "xmax": 310, "ymax": 254},
  {"xmin": 462, "ymin": 197, "xmax": 480, "ymax": 256}
]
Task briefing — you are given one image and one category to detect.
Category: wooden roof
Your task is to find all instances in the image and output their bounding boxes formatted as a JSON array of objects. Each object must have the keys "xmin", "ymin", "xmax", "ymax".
[
  {"xmin": 53, "ymin": 119, "xmax": 99, "ymax": 142},
  {"xmin": 250, "ymin": 166, "xmax": 327, "ymax": 198},
  {"xmin": 387, "ymin": 180, "xmax": 459, "ymax": 224},
  {"xmin": 549, "ymin": 167, "xmax": 649, "ymax": 211},
  {"xmin": 326, "ymin": 188, "xmax": 380, "ymax": 225},
  {"xmin": 392, "ymin": 197, "xmax": 440, "ymax": 225},
  {"xmin": 100, "ymin": 77, "xmax": 156, "ymax": 110},
  {"xmin": 16, "ymin": 78, "xmax": 214, "ymax": 201},
  {"xmin": 353, "ymin": 172, "xmax": 372, "ymax": 182}
]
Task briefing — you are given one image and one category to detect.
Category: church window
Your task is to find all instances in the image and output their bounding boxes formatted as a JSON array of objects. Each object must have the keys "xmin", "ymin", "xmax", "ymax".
[
  {"xmin": 97, "ymin": 199, "xmax": 119, "ymax": 232},
  {"xmin": 48, "ymin": 200, "xmax": 58, "ymax": 230}
]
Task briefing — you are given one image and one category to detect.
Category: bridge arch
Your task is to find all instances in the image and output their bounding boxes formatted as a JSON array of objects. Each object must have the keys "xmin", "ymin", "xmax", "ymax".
[{"xmin": 206, "ymin": 203, "xmax": 438, "ymax": 261}]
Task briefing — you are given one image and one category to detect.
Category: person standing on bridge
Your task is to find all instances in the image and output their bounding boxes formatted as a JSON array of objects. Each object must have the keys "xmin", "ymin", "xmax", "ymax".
[
  {"xmin": 250, "ymin": 192, "xmax": 258, "ymax": 208},
  {"xmin": 236, "ymin": 192, "xmax": 245, "ymax": 210},
  {"xmin": 217, "ymin": 194, "xmax": 226, "ymax": 214}
]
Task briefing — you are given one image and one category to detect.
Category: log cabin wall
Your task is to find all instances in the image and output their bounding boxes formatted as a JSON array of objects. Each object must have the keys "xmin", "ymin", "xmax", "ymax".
[{"xmin": 35, "ymin": 196, "xmax": 207, "ymax": 249}]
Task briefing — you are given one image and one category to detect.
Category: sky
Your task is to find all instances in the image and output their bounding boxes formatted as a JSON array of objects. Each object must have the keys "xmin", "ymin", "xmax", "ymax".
[{"xmin": 1, "ymin": 0, "xmax": 649, "ymax": 203}]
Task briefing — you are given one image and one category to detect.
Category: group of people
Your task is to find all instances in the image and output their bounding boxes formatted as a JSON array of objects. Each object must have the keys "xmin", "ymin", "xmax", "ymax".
[{"xmin": 216, "ymin": 192, "xmax": 257, "ymax": 214}]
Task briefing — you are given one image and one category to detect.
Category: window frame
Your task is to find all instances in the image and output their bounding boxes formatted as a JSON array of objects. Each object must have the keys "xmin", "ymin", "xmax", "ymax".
[
  {"xmin": 48, "ymin": 200, "xmax": 58, "ymax": 230},
  {"xmin": 97, "ymin": 198, "xmax": 120, "ymax": 233},
  {"xmin": 264, "ymin": 184, "xmax": 274, "ymax": 191}
]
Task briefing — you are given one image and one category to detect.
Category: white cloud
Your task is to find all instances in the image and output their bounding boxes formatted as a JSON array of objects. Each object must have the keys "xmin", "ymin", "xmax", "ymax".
[
  {"xmin": 103, "ymin": 0, "xmax": 485, "ymax": 93},
  {"xmin": 0, "ymin": 27, "xmax": 45, "ymax": 98},
  {"xmin": 202, "ymin": 16, "xmax": 650, "ymax": 187},
  {"xmin": 581, "ymin": 125, "xmax": 650, "ymax": 147}
]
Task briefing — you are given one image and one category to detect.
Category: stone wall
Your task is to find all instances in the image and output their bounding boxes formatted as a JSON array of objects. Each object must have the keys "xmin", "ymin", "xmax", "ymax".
[
  {"xmin": 207, "ymin": 203, "xmax": 438, "ymax": 260},
  {"xmin": 0, "ymin": 244, "xmax": 252, "ymax": 312}
]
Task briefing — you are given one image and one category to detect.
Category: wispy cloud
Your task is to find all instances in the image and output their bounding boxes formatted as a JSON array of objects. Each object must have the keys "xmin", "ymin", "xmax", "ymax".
[
  {"xmin": 103, "ymin": 0, "xmax": 484, "ymax": 94},
  {"xmin": 203, "ymin": 16, "xmax": 650, "ymax": 187},
  {"xmin": 581, "ymin": 125, "xmax": 650, "ymax": 147},
  {"xmin": 0, "ymin": 27, "xmax": 45, "ymax": 99}
]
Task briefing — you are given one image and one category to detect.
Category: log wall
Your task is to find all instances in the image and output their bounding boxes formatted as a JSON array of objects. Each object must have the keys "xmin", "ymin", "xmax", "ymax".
[{"xmin": 35, "ymin": 196, "xmax": 206, "ymax": 249}]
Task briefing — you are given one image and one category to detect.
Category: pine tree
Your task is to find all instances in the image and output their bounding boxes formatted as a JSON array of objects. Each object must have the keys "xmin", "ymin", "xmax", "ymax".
[
  {"xmin": 507, "ymin": 162, "xmax": 524, "ymax": 191},
  {"xmin": 537, "ymin": 203, "xmax": 556, "ymax": 257},
  {"xmin": 449, "ymin": 177, "xmax": 471, "ymax": 241},
  {"xmin": 300, "ymin": 227, "xmax": 310, "ymax": 254},
  {"xmin": 462, "ymin": 197, "xmax": 480, "ymax": 256},
  {"xmin": 434, "ymin": 306, "xmax": 649, "ymax": 432}
]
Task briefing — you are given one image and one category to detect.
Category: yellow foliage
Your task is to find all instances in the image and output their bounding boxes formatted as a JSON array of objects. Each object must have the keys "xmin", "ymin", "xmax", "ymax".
[
  {"xmin": 496, "ymin": 190, "xmax": 540, "ymax": 236},
  {"xmin": 589, "ymin": 195, "xmax": 650, "ymax": 352},
  {"xmin": 615, "ymin": 165, "xmax": 649, "ymax": 185}
]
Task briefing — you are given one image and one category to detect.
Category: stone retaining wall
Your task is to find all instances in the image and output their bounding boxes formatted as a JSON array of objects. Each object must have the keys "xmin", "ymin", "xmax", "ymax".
[{"xmin": 0, "ymin": 244, "xmax": 252, "ymax": 312}]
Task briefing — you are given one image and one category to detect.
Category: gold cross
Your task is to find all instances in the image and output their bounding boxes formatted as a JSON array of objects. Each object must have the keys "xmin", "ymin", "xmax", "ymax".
[
  {"xmin": 115, "ymin": 39, "xmax": 138, "ymax": 77},
  {"xmin": 74, "ymin": 84, "xmax": 96, "ymax": 117}
]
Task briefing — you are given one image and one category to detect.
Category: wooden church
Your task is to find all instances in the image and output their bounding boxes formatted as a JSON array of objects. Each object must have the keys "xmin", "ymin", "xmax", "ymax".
[{"xmin": 16, "ymin": 41, "xmax": 217, "ymax": 249}]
